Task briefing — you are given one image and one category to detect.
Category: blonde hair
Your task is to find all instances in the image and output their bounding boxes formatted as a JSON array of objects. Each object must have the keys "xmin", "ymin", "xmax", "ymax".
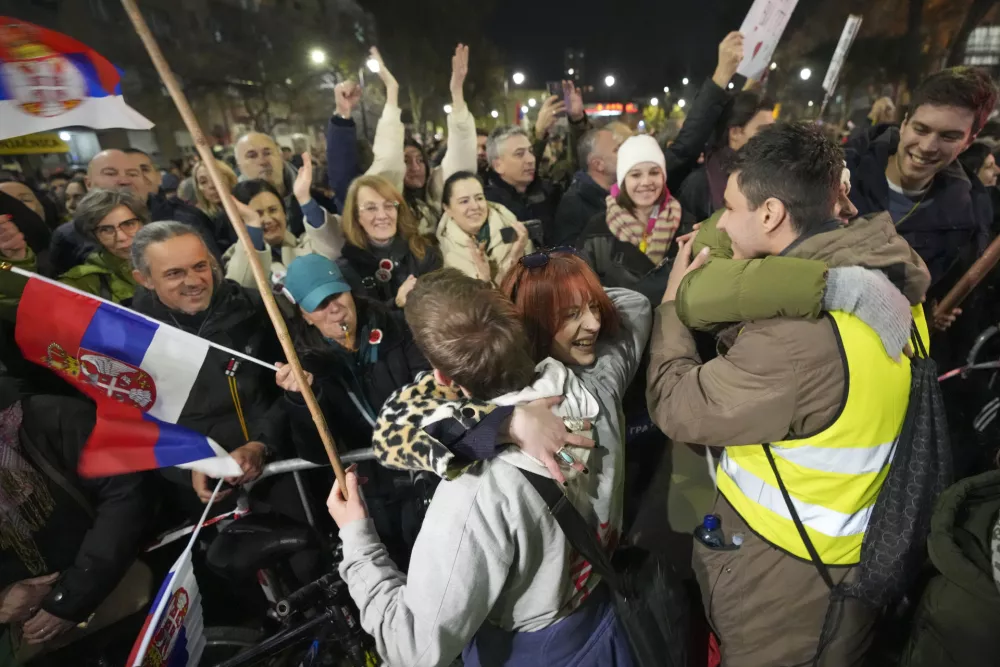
[
  {"xmin": 342, "ymin": 174, "xmax": 429, "ymax": 261},
  {"xmin": 193, "ymin": 160, "xmax": 238, "ymax": 218}
]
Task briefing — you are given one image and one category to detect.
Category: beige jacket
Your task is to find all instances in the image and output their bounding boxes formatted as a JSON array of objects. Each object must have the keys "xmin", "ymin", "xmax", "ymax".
[
  {"xmin": 223, "ymin": 208, "xmax": 344, "ymax": 288},
  {"xmin": 437, "ymin": 203, "xmax": 534, "ymax": 285},
  {"xmin": 372, "ymin": 102, "xmax": 478, "ymax": 235},
  {"xmin": 646, "ymin": 213, "xmax": 930, "ymax": 447}
]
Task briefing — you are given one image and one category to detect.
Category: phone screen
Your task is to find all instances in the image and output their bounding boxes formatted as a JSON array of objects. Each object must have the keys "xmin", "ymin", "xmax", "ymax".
[{"xmin": 500, "ymin": 226, "xmax": 517, "ymax": 244}]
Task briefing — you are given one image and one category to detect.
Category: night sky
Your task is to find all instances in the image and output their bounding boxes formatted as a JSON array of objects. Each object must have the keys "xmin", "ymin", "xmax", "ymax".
[{"xmin": 484, "ymin": 0, "xmax": 758, "ymax": 99}]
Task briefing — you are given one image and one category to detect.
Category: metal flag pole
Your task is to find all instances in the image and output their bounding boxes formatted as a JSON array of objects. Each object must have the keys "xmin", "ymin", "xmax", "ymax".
[{"xmin": 120, "ymin": 0, "xmax": 349, "ymax": 495}]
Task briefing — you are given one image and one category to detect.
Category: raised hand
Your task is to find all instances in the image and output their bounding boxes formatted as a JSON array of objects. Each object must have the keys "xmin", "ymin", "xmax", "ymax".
[
  {"xmin": 450, "ymin": 43, "xmax": 469, "ymax": 105},
  {"xmin": 335, "ymin": 81, "xmax": 362, "ymax": 118},
  {"xmin": 293, "ymin": 153, "xmax": 313, "ymax": 205},
  {"xmin": 563, "ymin": 81, "xmax": 584, "ymax": 122},
  {"xmin": 535, "ymin": 95, "xmax": 566, "ymax": 141},
  {"xmin": 0, "ymin": 215, "xmax": 27, "ymax": 261},
  {"xmin": 713, "ymin": 31, "xmax": 745, "ymax": 89},
  {"xmin": 369, "ymin": 46, "xmax": 398, "ymax": 106}
]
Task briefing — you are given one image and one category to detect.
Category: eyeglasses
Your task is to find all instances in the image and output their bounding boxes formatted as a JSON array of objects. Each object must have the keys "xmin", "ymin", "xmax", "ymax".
[
  {"xmin": 511, "ymin": 246, "xmax": 581, "ymax": 302},
  {"xmin": 95, "ymin": 217, "xmax": 142, "ymax": 241},
  {"xmin": 359, "ymin": 201, "xmax": 400, "ymax": 217}
]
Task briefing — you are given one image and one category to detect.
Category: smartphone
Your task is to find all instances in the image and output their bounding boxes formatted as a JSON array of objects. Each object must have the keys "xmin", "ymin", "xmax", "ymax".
[
  {"xmin": 546, "ymin": 81, "xmax": 568, "ymax": 118},
  {"xmin": 500, "ymin": 226, "xmax": 517, "ymax": 244}
]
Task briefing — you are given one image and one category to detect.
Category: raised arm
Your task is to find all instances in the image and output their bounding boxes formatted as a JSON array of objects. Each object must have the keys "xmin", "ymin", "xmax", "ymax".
[
  {"xmin": 224, "ymin": 200, "xmax": 273, "ymax": 289},
  {"xmin": 663, "ymin": 32, "xmax": 743, "ymax": 190},
  {"xmin": 293, "ymin": 154, "xmax": 345, "ymax": 258},
  {"xmin": 326, "ymin": 81, "xmax": 363, "ymax": 212},
  {"xmin": 591, "ymin": 287, "xmax": 653, "ymax": 401},
  {"xmin": 366, "ymin": 47, "xmax": 405, "ymax": 191},
  {"xmin": 438, "ymin": 44, "xmax": 478, "ymax": 186}
]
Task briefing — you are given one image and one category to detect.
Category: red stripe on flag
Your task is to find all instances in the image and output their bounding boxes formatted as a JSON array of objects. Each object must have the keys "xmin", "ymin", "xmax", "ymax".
[
  {"xmin": 15, "ymin": 277, "xmax": 100, "ymax": 391},
  {"xmin": 78, "ymin": 402, "xmax": 160, "ymax": 477}
]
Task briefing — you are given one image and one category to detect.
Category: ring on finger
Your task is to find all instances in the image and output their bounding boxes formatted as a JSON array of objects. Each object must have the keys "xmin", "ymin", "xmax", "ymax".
[
  {"xmin": 556, "ymin": 448, "xmax": 576, "ymax": 465},
  {"xmin": 562, "ymin": 417, "xmax": 585, "ymax": 432}
]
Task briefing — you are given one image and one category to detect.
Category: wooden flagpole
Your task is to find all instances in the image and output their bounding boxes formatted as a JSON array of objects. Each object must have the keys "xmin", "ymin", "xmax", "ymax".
[
  {"xmin": 120, "ymin": 0, "xmax": 348, "ymax": 495},
  {"xmin": 933, "ymin": 235, "xmax": 1000, "ymax": 321}
]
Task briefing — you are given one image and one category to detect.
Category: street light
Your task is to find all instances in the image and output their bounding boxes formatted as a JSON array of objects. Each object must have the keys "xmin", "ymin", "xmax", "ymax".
[
  {"xmin": 444, "ymin": 104, "xmax": 453, "ymax": 114},
  {"xmin": 799, "ymin": 67, "xmax": 812, "ymax": 81},
  {"xmin": 770, "ymin": 62, "xmax": 778, "ymax": 71},
  {"xmin": 678, "ymin": 99, "xmax": 687, "ymax": 108},
  {"xmin": 682, "ymin": 77, "xmax": 689, "ymax": 86},
  {"xmin": 528, "ymin": 98, "xmax": 537, "ymax": 107},
  {"xmin": 663, "ymin": 86, "xmax": 670, "ymax": 93},
  {"xmin": 650, "ymin": 97, "xmax": 659, "ymax": 106},
  {"xmin": 520, "ymin": 105, "xmax": 529, "ymax": 114},
  {"xmin": 309, "ymin": 48, "xmax": 326, "ymax": 65},
  {"xmin": 728, "ymin": 82, "xmax": 734, "ymax": 89},
  {"xmin": 568, "ymin": 68, "xmax": 575, "ymax": 75},
  {"xmin": 366, "ymin": 58, "xmax": 380, "ymax": 73},
  {"xmin": 491, "ymin": 109, "xmax": 499, "ymax": 118},
  {"xmin": 604, "ymin": 75, "xmax": 615, "ymax": 87},
  {"xmin": 512, "ymin": 72, "xmax": 525, "ymax": 85},
  {"xmin": 808, "ymin": 100, "xmax": 815, "ymax": 107}
]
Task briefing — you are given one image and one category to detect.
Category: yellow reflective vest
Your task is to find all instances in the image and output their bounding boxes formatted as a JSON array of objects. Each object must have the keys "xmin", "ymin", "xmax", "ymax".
[{"xmin": 717, "ymin": 307, "xmax": 929, "ymax": 566}]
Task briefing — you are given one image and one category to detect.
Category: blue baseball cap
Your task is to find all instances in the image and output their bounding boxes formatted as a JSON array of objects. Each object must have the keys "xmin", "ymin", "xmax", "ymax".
[{"xmin": 284, "ymin": 254, "xmax": 352, "ymax": 312}]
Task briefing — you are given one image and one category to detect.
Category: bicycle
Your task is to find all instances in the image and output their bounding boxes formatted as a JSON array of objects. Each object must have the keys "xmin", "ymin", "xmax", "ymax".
[{"xmin": 198, "ymin": 448, "xmax": 436, "ymax": 666}]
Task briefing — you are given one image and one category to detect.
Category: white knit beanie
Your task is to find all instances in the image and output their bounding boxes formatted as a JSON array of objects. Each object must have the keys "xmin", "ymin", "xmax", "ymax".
[{"xmin": 616, "ymin": 135, "xmax": 667, "ymax": 188}]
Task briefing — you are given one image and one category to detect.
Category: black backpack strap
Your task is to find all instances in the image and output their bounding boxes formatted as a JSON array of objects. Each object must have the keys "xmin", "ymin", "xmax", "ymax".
[
  {"xmin": 97, "ymin": 273, "xmax": 113, "ymax": 302},
  {"xmin": 762, "ymin": 444, "xmax": 836, "ymax": 591},
  {"xmin": 518, "ymin": 468, "xmax": 619, "ymax": 591}
]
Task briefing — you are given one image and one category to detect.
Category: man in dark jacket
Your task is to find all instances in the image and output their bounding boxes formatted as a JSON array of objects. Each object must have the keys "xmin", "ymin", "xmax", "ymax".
[
  {"xmin": 236, "ymin": 132, "xmax": 308, "ymax": 237},
  {"xmin": 0, "ymin": 374, "xmax": 147, "ymax": 655},
  {"xmin": 844, "ymin": 67, "xmax": 998, "ymax": 329},
  {"xmin": 553, "ymin": 30, "xmax": 743, "ymax": 246},
  {"xmin": 129, "ymin": 220, "xmax": 285, "ymax": 511},
  {"xmin": 483, "ymin": 126, "xmax": 562, "ymax": 244}
]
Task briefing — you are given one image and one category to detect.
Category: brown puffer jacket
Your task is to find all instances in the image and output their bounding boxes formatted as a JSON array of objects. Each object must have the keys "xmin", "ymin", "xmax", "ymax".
[{"xmin": 646, "ymin": 213, "xmax": 930, "ymax": 447}]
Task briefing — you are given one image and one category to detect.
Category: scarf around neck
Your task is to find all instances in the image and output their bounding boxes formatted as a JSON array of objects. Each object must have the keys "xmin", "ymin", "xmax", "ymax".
[{"xmin": 604, "ymin": 193, "xmax": 682, "ymax": 264}]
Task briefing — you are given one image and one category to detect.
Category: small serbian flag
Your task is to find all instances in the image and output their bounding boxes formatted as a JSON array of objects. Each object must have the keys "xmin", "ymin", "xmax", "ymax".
[
  {"xmin": 128, "ymin": 547, "xmax": 206, "ymax": 667},
  {"xmin": 0, "ymin": 16, "xmax": 153, "ymax": 140},
  {"xmin": 15, "ymin": 275, "xmax": 241, "ymax": 478}
]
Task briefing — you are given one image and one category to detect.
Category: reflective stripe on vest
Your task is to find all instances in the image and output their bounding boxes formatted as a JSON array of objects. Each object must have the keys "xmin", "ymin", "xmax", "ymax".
[{"xmin": 717, "ymin": 306, "xmax": 928, "ymax": 566}]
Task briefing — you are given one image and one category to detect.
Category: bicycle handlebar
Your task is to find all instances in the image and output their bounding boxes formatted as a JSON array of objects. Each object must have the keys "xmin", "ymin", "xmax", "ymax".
[{"xmin": 275, "ymin": 571, "xmax": 340, "ymax": 618}]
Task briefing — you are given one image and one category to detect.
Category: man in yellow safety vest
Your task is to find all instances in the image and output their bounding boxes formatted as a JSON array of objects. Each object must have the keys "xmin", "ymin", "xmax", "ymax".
[{"xmin": 647, "ymin": 122, "xmax": 930, "ymax": 667}]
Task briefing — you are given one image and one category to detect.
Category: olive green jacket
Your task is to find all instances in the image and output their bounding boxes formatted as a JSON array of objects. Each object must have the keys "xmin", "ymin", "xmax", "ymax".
[{"xmin": 677, "ymin": 210, "xmax": 928, "ymax": 330}]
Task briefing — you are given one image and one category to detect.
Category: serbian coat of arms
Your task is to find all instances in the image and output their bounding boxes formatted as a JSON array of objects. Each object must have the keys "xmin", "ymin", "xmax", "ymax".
[{"xmin": 43, "ymin": 342, "xmax": 157, "ymax": 411}]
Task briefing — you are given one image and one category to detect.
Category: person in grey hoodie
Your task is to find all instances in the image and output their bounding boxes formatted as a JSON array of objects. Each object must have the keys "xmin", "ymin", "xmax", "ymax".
[{"xmin": 327, "ymin": 263, "xmax": 652, "ymax": 667}]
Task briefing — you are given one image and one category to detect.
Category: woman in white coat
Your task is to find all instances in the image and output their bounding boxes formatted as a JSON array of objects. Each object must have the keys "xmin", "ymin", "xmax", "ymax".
[{"xmin": 436, "ymin": 171, "xmax": 532, "ymax": 286}]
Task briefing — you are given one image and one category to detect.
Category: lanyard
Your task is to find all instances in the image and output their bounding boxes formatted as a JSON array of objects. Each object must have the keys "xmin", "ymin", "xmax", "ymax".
[{"xmin": 639, "ymin": 204, "xmax": 662, "ymax": 253}]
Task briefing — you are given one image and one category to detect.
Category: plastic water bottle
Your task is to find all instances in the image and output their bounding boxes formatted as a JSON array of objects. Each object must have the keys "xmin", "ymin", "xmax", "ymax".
[{"xmin": 694, "ymin": 514, "xmax": 725, "ymax": 548}]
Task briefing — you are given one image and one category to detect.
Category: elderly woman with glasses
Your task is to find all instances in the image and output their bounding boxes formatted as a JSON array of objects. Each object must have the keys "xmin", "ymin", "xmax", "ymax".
[
  {"xmin": 55, "ymin": 188, "xmax": 150, "ymax": 304},
  {"xmin": 338, "ymin": 174, "xmax": 442, "ymax": 308}
]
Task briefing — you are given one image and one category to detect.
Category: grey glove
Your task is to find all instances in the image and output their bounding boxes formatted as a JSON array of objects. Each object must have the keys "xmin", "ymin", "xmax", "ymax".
[{"xmin": 823, "ymin": 266, "xmax": 912, "ymax": 358}]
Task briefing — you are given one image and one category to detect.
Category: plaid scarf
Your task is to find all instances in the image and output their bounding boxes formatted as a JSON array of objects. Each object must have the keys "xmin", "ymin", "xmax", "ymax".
[{"xmin": 604, "ymin": 194, "xmax": 682, "ymax": 264}]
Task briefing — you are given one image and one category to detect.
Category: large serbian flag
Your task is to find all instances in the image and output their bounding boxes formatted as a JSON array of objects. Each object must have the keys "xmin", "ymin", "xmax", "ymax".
[
  {"xmin": 0, "ymin": 16, "xmax": 153, "ymax": 141},
  {"xmin": 15, "ymin": 274, "xmax": 241, "ymax": 478}
]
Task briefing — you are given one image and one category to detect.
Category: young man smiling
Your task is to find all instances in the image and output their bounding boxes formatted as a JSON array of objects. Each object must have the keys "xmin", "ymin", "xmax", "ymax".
[{"xmin": 845, "ymin": 67, "xmax": 997, "ymax": 330}]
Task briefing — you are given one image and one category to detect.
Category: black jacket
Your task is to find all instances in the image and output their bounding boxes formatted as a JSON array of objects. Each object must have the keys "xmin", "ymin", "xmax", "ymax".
[
  {"xmin": 131, "ymin": 280, "xmax": 285, "ymax": 457},
  {"xmin": 483, "ymin": 170, "xmax": 561, "ymax": 245},
  {"xmin": 0, "ymin": 391, "xmax": 147, "ymax": 622},
  {"xmin": 552, "ymin": 171, "xmax": 609, "ymax": 247},
  {"xmin": 576, "ymin": 209, "xmax": 694, "ymax": 303},
  {"xmin": 285, "ymin": 299, "xmax": 429, "ymax": 461},
  {"xmin": 845, "ymin": 125, "xmax": 992, "ymax": 299},
  {"xmin": 339, "ymin": 237, "xmax": 443, "ymax": 308},
  {"xmin": 660, "ymin": 78, "xmax": 732, "ymax": 192},
  {"xmin": 148, "ymin": 192, "xmax": 223, "ymax": 261}
]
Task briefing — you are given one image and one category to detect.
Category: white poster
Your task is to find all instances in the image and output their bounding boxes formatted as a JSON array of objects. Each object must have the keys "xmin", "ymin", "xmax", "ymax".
[
  {"xmin": 822, "ymin": 15, "xmax": 864, "ymax": 93},
  {"xmin": 737, "ymin": 0, "xmax": 801, "ymax": 80}
]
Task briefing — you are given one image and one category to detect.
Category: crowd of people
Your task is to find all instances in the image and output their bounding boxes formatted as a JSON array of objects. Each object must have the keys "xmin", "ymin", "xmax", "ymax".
[{"xmin": 1, "ymin": 29, "xmax": 1000, "ymax": 667}]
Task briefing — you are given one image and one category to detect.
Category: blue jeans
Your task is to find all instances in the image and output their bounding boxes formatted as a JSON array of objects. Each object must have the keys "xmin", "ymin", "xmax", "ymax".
[{"xmin": 462, "ymin": 587, "xmax": 634, "ymax": 667}]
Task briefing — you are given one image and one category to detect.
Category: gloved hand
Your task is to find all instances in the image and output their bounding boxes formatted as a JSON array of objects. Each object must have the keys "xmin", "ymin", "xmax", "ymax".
[{"xmin": 823, "ymin": 266, "xmax": 912, "ymax": 359}]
